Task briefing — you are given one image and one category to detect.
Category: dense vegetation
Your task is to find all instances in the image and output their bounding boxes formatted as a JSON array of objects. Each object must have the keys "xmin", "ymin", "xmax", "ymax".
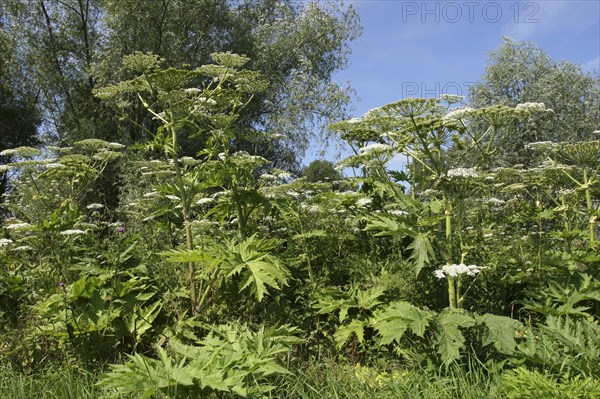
[{"xmin": 1, "ymin": 2, "xmax": 599, "ymax": 398}]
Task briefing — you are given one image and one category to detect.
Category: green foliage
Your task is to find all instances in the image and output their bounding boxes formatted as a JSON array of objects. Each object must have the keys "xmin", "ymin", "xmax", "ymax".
[
  {"xmin": 511, "ymin": 316, "xmax": 600, "ymax": 378},
  {"xmin": 302, "ymin": 160, "xmax": 343, "ymax": 183},
  {"xmin": 98, "ymin": 323, "xmax": 302, "ymax": 398},
  {"xmin": 501, "ymin": 368, "xmax": 600, "ymax": 399},
  {"xmin": 469, "ymin": 37, "xmax": 599, "ymax": 166}
]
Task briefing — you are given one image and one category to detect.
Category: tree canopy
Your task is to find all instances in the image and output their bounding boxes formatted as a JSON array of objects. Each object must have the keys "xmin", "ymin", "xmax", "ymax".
[
  {"xmin": 468, "ymin": 37, "xmax": 599, "ymax": 166},
  {"xmin": 5, "ymin": 0, "xmax": 360, "ymax": 168}
]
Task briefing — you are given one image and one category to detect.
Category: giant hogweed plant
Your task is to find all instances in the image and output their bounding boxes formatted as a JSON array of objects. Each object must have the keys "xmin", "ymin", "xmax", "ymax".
[
  {"xmin": 330, "ymin": 96, "xmax": 552, "ymax": 309},
  {"xmin": 308, "ymin": 97, "xmax": 568, "ymax": 365},
  {"xmin": 0, "ymin": 141, "xmax": 160, "ymax": 364},
  {"xmin": 95, "ymin": 52, "xmax": 291, "ymax": 315},
  {"xmin": 312, "ymin": 284, "xmax": 524, "ymax": 366}
]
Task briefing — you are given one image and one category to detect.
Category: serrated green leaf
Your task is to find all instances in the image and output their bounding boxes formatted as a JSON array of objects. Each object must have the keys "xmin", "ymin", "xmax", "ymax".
[
  {"xmin": 334, "ymin": 319, "xmax": 368, "ymax": 348},
  {"xmin": 408, "ymin": 232, "xmax": 434, "ymax": 276},
  {"xmin": 475, "ymin": 313, "xmax": 523, "ymax": 353},
  {"xmin": 434, "ymin": 309, "xmax": 475, "ymax": 365},
  {"xmin": 371, "ymin": 301, "xmax": 432, "ymax": 345}
]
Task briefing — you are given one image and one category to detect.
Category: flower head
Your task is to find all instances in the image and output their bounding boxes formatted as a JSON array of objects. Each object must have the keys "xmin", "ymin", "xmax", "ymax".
[
  {"xmin": 60, "ymin": 229, "xmax": 86, "ymax": 236},
  {"xmin": 434, "ymin": 263, "xmax": 484, "ymax": 279}
]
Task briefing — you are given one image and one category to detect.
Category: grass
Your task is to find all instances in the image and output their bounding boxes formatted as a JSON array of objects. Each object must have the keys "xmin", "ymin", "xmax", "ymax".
[
  {"xmin": 270, "ymin": 360, "xmax": 504, "ymax": 399},
  {"xmin": 0, "ymin": 363, "xmax": 101, "ymax": 399},
  {"xmin": 18, "ymin": 358, "xmax": 600, "ymax": 399}
]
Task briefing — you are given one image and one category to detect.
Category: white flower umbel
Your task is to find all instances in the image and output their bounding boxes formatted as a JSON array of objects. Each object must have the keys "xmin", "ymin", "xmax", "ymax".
[
  {"xmin": 0, "ymin": 238, "xmax": 13, "ymax": 247},
  {"xmin": 515, "ymin": 102, "xmax": 547, "ymax": 112},
  {"xmin": 359, "ymin": 143, "xmax": 392, "ymax": 154},
  {"xmin": 447, "ymin": 168, "xmax": 478, "ymax": 179},
  {"xmin": 356, "ymin": 197, "xmax": 372, "ymax": 207},
  {"xmin": 388, "ymin": 209, "xmax": 408, "ymax": 216},
  {"xmin": 442, "ymin": 107, "xmax": 474, "ymax": 122},
  {"xmin": 6, "ymin": 222, "xmax": 33, "ymax": 231},
  {"xmin": 196, "ymin": 197, "xmax": 214, "ymax": 206},
  {"xmin": 86, "ymin": 203, "xmax": 104, "ymax": 210},
  {"xmin": 13, "ymin": 245, "xmax": 33, "ymax": 251},
  {"xmin": 60, "ymin": 229, "xmax": 86, "ymax": 236},
  {"xmin": 165, "ymin": 195, "xmax": 180, "ymax": 201},
  {"xmin": 434, "ymin": 263, "xmax": 484, "ymax": 279}
]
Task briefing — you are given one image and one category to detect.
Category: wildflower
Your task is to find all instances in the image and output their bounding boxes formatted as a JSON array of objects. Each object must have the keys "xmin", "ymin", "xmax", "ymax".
[
  {"xmin": 447, "ymin": 168, "xmax": 478, "ymax": 179},
  {"xmin": 13, "ymin": 245, "xmax": 32, "ymax": 251},
  {"xmin": 196, "ymin": 198, "xmax": 214, "ymax": 205},
  {"xmin": 443, "ymin": 107, "xmax": 474, "ymax": 121},
  {"xmin": 277, "ymin": 171, "xmax": 292, "ymax": 180},
  {"xmin": 0, "ymin": 146, "xmax": 42, "ymax": 158},
  {"xmin": 515, "ymin": 102, "xmax": 547, "ymax": 112},
  {"xmin": 6, "ymin": 223, "xmax": 33, "ymax": 231},
  {"xmin": 60, "ymin": 229, "xmax": 86, "ymax": 236},
  {"xmin": 356, "ymin": 197, "xmax": 372, "ymax": 207},
  {"xmin": 165, "ymin": 195, "xmax": 180, "ymax": 201},
  {"xmin": 434, "ymin": 263, "xmax": 484, "ymax": 279},
  {"xmin": 86, "ymin": 203, "xmax": 104, "ymax": 210},
  {"xmin": 0, "ymin": 238, "xmax": 13, "ymax": 247},
  {"xmin": 359, "ymin": 143, "xmax": 392, "ymax": 154},
  {"xmin": 260, "ymin": 173, "xmax": 277, "ymax": 181},
  {"xmin": 482, "ymin": 198, "xmax": 505, "ymax": 206},
  {"xmin": 117, "ymin": 227, "xmax": 126, "ymax": 234},
  {"xmin": 143, "ymin": 191, "xmax": 159, "ymax": 198},
  {"xmin": 388, "ymin": 209, "xmax": 408, "ymax": 216}
]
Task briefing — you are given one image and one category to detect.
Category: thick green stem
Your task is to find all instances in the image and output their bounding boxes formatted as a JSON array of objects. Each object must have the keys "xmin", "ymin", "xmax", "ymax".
[
  {"xmin": 196, "ymin": 269, "xmax": 221, "ymax": 312},
  {"xmin": 170, "ymin": 124, "xmax": 197, "ymax": 314},
  {"xmin": 444, "ymin": 190, "xmax": 453, "ymax": 262},
  {"xmin": 583, "ymin": 169, "xmax": 596, "ymax": 247},
  {"xmin": 448, "ymin": 277, "xmax": 457, "ymax": 309},
  {"xmin": 456, "ymin": 278, "xmax": 463, "ymax": 309}
]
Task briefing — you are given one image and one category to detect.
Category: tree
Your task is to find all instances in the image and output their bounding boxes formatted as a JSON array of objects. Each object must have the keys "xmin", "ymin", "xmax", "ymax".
[
  {"xmin": 7, "ymin": 0, "xmax": 361, "ymax": 169},
  {"xmin": 302, "ymin": 159, "xmax": 342, "ymax": 183},
  {"xmin": 468, "ymin": 37, "xmax": 599, "ymax": 166},
  {"xmin": 0, "ymin": 6, "xmax": 40, "ymax": 211}
]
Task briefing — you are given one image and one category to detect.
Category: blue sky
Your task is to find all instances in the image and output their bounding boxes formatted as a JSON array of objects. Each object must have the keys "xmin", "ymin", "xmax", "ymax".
[{"xmin": 304, "ymin": 0, "xmax": 600, "ymax": 163}]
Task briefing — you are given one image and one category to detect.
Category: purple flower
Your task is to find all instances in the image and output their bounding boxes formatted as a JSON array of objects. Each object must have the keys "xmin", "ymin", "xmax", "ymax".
[
  {"xmin": 117, "ymin": 227, "xmax": 126, "ymax": 234},
  {"xmin": 59, "ymin": 281, "xmax": 65, "ymax": 289}
]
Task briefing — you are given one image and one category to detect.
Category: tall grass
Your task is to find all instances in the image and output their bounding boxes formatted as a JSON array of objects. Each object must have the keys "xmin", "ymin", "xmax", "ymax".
[
  {"xmin": 270, "ymin": 360, "xmax": 504, "ymax": 399},
  {"xmin": 0, "ymin": 363, "xmax": 100, "ymax": 399}
]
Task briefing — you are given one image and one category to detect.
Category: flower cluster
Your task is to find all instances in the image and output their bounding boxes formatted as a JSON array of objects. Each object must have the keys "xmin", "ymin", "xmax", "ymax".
[
  {"xmin": 434, "ymin": 263, "xmax": 484, "ymax": 279},
  {"xmin": 359, "ymin": 143, "xmax": 392, "ymax": 154},
  {"xmin": 356, "ymin": 197, "xmax": 372, "ymax": 207},
  {"xmin": 60, "ymin": 229, "xmax": 86, "ymax": 236},
  {"xmin": 442, "ymin": 107, "xmax": 474, "ymax": 122},
  {"xmin": 447, "ymin": 168, "xmax": 478, "ymax": 179},
  {"xmin": 515, "ymin": 102, "xmax": 547, "ymax": 113}
]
